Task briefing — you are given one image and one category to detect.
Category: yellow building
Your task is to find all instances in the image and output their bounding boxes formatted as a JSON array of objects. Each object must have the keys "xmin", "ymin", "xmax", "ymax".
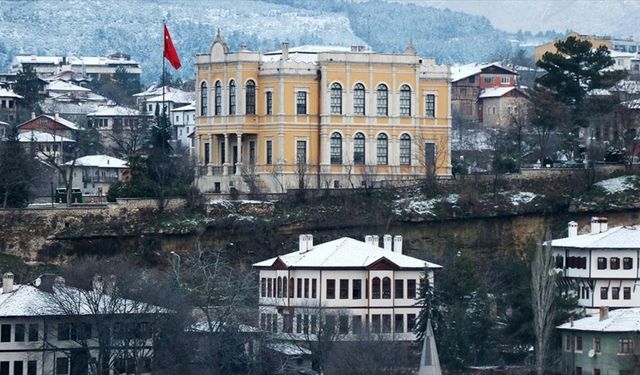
[
  {"xmin": 534, "ymin": 32, "xmax": 614, "ymax": 62},
  {"xmin": 194, "ymin": 32, "xmax": 451, "ymax": 193}
]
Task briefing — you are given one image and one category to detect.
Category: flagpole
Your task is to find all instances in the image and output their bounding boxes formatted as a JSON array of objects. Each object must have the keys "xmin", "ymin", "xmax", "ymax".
[{"xmin": 162, "ymin": 20, "xmax": 166, "ymax": 118}]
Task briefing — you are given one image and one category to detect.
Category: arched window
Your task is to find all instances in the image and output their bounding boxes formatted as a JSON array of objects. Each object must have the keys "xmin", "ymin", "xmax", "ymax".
[
  {"xmin": 200, "ymin": 82, "xmax": 208, "ymax": 116},
  {"xmin": 246, "ymin": 80, "xmax": 256, "ymax": 115},
  {"xmin": 330, "ymin": 83, "xmax": 342, "ymax": 115},
  {"xmin": 330, "ymin": 132, "xmax": 342, "ymax": 164},
  {"xmin": 353, "ymin": 83, "xmax": 365, "ymax": 116},
  {"xmin": 376, "ymin": 84, "xmax": 388, "ymax": 116},
  {"xmin": 214, "ymin": 81, "xmax": 222, "ymax": 115},
  {"xmin": 229, "ymin": 80, "xmax": 236, "ymax": 115},
  {"xmin": 400, "ymin": 84, "xmax": 411, "ymax": 116},
  {"xmin": 277, "ymin": 277, "xmax": 282, "ymax": 298},
  {"xmin": 354, "ymin": 132, "xmax": 365, "ymax": 165},
  {"xmin": 377, "ymin": 133, "xmax": 388, "ymax": 165},
  {"xmin": 400, "ymin": 133, "xmax": 411, "ymax": 165},
  {"xmin": 382, "ymin": 277, "xmax": 391, "ymax": 299},
  {"xmin": 372, "ymin": 277, "xmax": 381, "ymax": 299}
]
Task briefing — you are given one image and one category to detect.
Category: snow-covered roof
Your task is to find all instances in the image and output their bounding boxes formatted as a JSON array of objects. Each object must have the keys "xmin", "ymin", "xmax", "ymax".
[
  {"xmin": 0, "ymin": 280, "xmax": 166, "ymax": 318},
  {"xmin": 133, "ymin": 85, "xmax": 180, "ymax": 97},
  {"xmin": 47, "ymin": 80, "xmax": 91, "ymax": 92},
  {"xmin": 450, "ymin": 62, "xmax": 516, "ymax": 82},
  {"xmin": 14, "ymin": 55, "xmax": 63, "ymax": 65},
  {"xmin": 17, "ymin": 130, "xmax": 75, "ymax": 143},
  {"xmin": 66, "ymin": 55, "xmax": 139, "ymax": 66},
  {"xmin": 188, "ymin": 320, "xmax": 260, "ymax": 334},
  {"xmin": 262, "ymin": 45, "xmax": 358, "ymax": 64},
  {"xmin": 253, "ymin": 237, "xmax": 441, "ymax": 270},
  {"xmin": 266, "ymin": 341, "xmax": 312, "ymax": 356},
  {"xmin": 145, "ymin": 90, "xmax": 195, "ymax": 104},
  {"xmin": 0, "ymin": 88, "xmax": 22, "ymax": 99},
  {"xmin": 478, "ymin": 87, "xmax": 517, "ymax": 98},
  {"xmin": 65, "ymin": 155, "xmax": 127, "ymax": 169},
  {"xmin": 587, "ymin": 88, "xmax": 612, "ymax": 96},
  {"xmin": 42, "ymin": 114, "xmax": 78, "ymax": 130},
  {"xmin": 88, "ymin": 105, "xmax": 141, "ymax": 117},
  {"xmin": 558, "ymin": 308, "xmax": 640, "ymax": 332},
  {"xmin": 609, "ymin": 50, "xmax": 637, "ymax": 58},
  {"xmin": 551, "ymin": 225, "xmax": 640, "ymax": 249},
  {"xmin": 626, "ymin": 98, "xmax": 640, "ymax": 109},
  {"xmin": 172, "ymin": 103, "xmax": 195, "ymax": 112},
  {"xmin": 613, "ymin": 80, "xmax": 640, "ymax": 95}
]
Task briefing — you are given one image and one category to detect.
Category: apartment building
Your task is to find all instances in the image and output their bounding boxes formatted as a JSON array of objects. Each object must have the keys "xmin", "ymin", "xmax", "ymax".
[
  {"xmin": 253, "ymin": 234, "xmax": 441, "ymax": 341},
  {"xmin": 195, "ymin": 32, "xmax": 451, "ymax": 193}
]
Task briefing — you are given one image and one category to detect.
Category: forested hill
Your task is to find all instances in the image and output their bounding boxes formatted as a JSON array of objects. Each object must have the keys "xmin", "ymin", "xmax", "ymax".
[{"xmin": 0, "ymin": 0, "xmax": 510, "ymax": 83}]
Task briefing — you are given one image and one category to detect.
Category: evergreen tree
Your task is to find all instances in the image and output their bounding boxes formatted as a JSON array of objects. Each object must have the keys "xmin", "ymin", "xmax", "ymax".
[
  {"xmin": 0, "ymin": 125, "xmax": 33, "ymax": 207},
  {"xmin": 414, "ymin": 266, "xmax": 435, "ymax": 342},
  {"xmin": 14, "ymin": 65, "xmax": 40, "ymax": 112}
]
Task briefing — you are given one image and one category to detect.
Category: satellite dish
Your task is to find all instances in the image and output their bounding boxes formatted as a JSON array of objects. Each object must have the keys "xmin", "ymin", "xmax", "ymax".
[
  {"xmin": 588, "ymin": 349, "xmax": 595, "ymax": 358},
  {"xmin": 34, "ymin": 277, "xmax": 41, "ymax": 287}
]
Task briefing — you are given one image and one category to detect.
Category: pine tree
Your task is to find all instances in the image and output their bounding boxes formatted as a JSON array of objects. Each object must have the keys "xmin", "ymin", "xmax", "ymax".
[
  {"xmin": 14, "ymin": 65, "xmax": 40, "ymax": 112},
  {"xmin": 414, "ymin": 265, "xmax": 435, "ymax": 342},
  {"xmin": 0, "ymin": 125, "xmax": 33, "ymax": 207}
]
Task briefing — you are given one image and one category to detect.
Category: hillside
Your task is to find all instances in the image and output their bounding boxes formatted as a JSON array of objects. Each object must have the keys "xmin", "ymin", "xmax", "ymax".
[{"xmin": 0, "ymin": 0, "xmax": 511, "ymax": 83}]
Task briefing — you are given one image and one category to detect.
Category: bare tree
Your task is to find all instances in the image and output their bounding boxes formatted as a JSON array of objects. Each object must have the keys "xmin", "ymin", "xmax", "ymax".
[
  {"xmin": 36, "ymin": 128, "xmax": 81, "ymax": 206},
  {"xmin": 413, "ymin": 134, "xmax": 449, "ymax": 194},
  {"xmin": 531, "ymin": 233, "xmax": 557, "ymax": 375},
  {"xmin": 106, "ymin": 112, "xmax": 151, "ymax": 159},
  {"xmin": 269, "ymin": 163, "xmax": 285, "ymax": 193},
  {"xmin": 240, "ymin": 162, "xmax": 263, "ymax": 196}
]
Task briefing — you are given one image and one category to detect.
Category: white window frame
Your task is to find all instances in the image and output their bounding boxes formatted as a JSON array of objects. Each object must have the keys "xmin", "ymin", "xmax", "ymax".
[
  {"xmin": 294, "ymin": 88, "xmax": 310, "ymax": 116},
  {"xmin": 423, "ymin": 91, "xmax": 438, "ymax": 118}
]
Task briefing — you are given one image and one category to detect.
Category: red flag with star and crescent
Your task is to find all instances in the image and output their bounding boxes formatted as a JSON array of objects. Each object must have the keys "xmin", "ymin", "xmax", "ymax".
[{"xmin": 163, "ymin": 24, "xmax": 181, "ymax": 69}]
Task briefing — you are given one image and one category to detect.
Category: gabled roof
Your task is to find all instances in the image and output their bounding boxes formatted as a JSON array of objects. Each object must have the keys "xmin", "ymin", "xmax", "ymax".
[
  {"xmin": 88, "ymin": 105, "xmax": 142, "ymax": 117},
  {"xmin": 172, "ymin": 103, "xmax": 195, "ymax": 112},
  {"xmin": 0, "ymin": 88, "xmax": 22, "ymax": 99},
  {"xmin": 145, "ymin": 90, "xmax": 195, "ymax": 104},
  {"xmin": 65, "ymin": 155, "xmax": 127, "ymax": 168},
  {"xmin": 550, "ymin": 225, "xmax": 640, "ymax": 249},
  {"xmin": 42, "ymin": 114, "xmax": 78, "ymax": 130},
  {"xmin": 17, "ymin": 130, "xmax": 75, "ymax": 143},
  {"xmin": 253, "ymin": 237, "xmax": 441, "ymax": 270},
  {"xmin": 478, "ymin": 86, "xmax": 527, "ymax": 99},
  {"xmin": 451, "ymin": 62, "xmax": 517, "ymax": 82},
  {"xmin": 47, "ymin": 80, "xmax": 91, "ymax": 92},
  {"xmin": 557, "ymin": 308, "xmax": 640, "ymax": 332}
]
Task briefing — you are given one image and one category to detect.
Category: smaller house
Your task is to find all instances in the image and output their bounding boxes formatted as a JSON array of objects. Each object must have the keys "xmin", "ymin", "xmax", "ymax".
[
  {"xmin": 479, "ymin": 87, "xmax": 529, "ymax": 128},
  {"xmin": 558, "ymin": 307, "xmax": 640, "ymax": 375},
  {"xmin": 87, "ymin": 105, "xmax": 148, "ymax": 131},
  {"xmin": 143, "ymin": 90, "xmax": 195, "ymax": 116},
  {"xmin": 171, "ymin": 103, "xmax": 195, "ymax": 150},
  {"xmin": 65, "ymin": 155, "xmax": 128, "ymax": 196},
  {"xmin": 0, "ymin": 88, "xmax": 22, "ymax": 125}
]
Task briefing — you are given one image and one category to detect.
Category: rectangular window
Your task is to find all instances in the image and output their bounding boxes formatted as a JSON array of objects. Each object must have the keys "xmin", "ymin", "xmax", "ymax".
[
  {"xmin": 565, "ymin": 335, "xmax": 572, "ymax": 351},
  {"xmin": 304, "ymin": 278, "xmax": 309, "ymax": 298},
  {"xmin": 611, "ymin": 257, "xmax": 620, "ymax": 270},
  {"xmin": 14, "ymin": 324, "xmax": 24, "ymax": 342},
  {"xmin": 624, "ymin": 257, "xmax": 633, "ymax": 269},
  {"xmin": 296, "ymin": 91, "xmax": 307, "ymax": 115},
  {"xmin": 28, "ymin": 324, "xmax": 38, "ymax": 342},
  {"xmin": 425, "ymin": 94, "xmax": 435, "ymax": 118},
  {"xmin": 597, "ymin": 257, "xmax": 607, "ymax": 269},
  {"xmin": 0, "ymin": 325, "xmax": 10, "ymax": 342},
  {"xmin": 612, "ymin": 287, "xmax": 620, "ymax": 300},
  {"xmin": 27, "ymin": 361, "xmax": 36, "ymax": 375},
  {"xmin": 395, "ymin": 279, "xmax": 404, "ymax": 299},
  {"xmin": 501, "ymin": 76, "xmax": 510, "ymax": 84},
  {"xmin": 283, "ymin": 314, "xmax": 293, "ymax": 333},
  {"xmin": 297, "ymin": 278, "xmax": 302, "ymax": 298},
  {"xmin": 620, "ymin": 338, "xmax": 633, "ymax": 353},
  {"xmin": 264, "ymin": 91, "xmax": 272, "ymax": 115},
  {"xmin": 424, "ymin": 142, "xmax": 436, "ymax": 170},
  {"xmin": 326, "ymin": 279, "xmax": 336, "ymax": 299},
  {"xmin": 266, "ymin": 140, "xmax": 273, "ymax": 165},
  {"xmin": 352, "ymin": 315, "xmax": 362, "ymax": 335},
  {"xmin": 483, "ymin": 76, "xmax": 493, "ymax": 84},
  {"xmin": 55, "ymin": 358, "xmax": 69, "ymax": 375},
  {"xmin": 575, "ymin": 336, "xmax": 582, "ymax": 351},
  {"xmin": 407, "ymin": 314, "xmax": 416, "ymax": 332},
  {"xmin": 339, "ymin": 315, "xmax": 349, "ymax": 334},
  {"xmin": 249, "ymin": 141, "xmax": 256, "ymax": 164},
  {"xmin": 594, "ymin": 337, "xmax": 601, "ymax": 353},
  {"xmin": 296, "ymin": 140, "xmax": 307, "ymax": 165},
  {"xmin": 296, "ymin": 314, "xmax": 302, "ymax": 334},
  {"xmin": 261, "ymin": 278, "xmax": 266, "ymax": 297},
  {"xmin": 575, "ymin": 367, "xmax": 582, "ymax": 375},
  {"xmin": 0, "ymin": 363, "xmax": 7, "ymax": 375},
  {"xmin": 353, "ymin": 87, "xmax": 365, "ymax": 115},
  {"xmin": 312, "ymin": 279, "xmax": 317, "ymax": 298},
  {"xmin": 303, "ymin": 315, "xmax": 309, "ymax": 334},
  {"xmin": 340, "ymin": 279, "xmax": 349, "ymax": 299},
  {"xmin": 325, "ymin": 315, "xmax": 336, "ymax": 335},
  {"xmin": 311, "ymin": 315, "xmax": 317, "ymax": 334},
  {"xmin": 267, "ymin": 279, "xmax": 272, "ymax": 297},
  {"xmin": 407, "ymin": 280, "xmax": 417, "ymax": 299},
  {"xmin": 14, "ymin": 361, "xmax": 23, "ymax": 375},
  {"xmin": 394, "ymin": 314, "xmax": 404, "ymax": 333},
  {"xmin": 371, "ymin": 314, "xmax": 381, "ymax": 333},
  {"xmin": 352, "ymin": 280, "xmax": 362, "ymax": 299},
  {"xmin": 382, "ymin": 314, "xmax": 391, "ymax": 333},
  {"xmin": 272, "ymin": 314, "xmax": 278, "ymax": 333},
  {"xmin": 601, "ymin": 287, "xmax": 608, "ymax": 300},
  {"xmin": 624, "ymin": 287, "xmax": 631, "ymax": 300}
]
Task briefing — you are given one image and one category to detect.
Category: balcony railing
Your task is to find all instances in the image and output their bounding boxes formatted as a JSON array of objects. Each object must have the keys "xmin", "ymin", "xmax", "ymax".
[{"xmin": 82, "ymin": 176, "xmax": 119, "ymax": 183}]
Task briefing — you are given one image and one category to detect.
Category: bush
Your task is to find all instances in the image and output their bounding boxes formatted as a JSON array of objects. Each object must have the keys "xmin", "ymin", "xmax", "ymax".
[{"xmin": 492, "ymin": 156, "xmax": 519, "ymax": 174}]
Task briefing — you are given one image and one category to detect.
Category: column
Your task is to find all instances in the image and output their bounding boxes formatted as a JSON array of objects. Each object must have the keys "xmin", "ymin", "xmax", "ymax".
[
  {"xmin": 207, "ymin": 134, "xmax": 214, "ymax": 175},
  {"xmin": 223, "ymin": 133, "xmax": 230, "ymax": 176},
  {"xmin": 236, "ymin": 132, "xmax": 243, "ymax": 175}
]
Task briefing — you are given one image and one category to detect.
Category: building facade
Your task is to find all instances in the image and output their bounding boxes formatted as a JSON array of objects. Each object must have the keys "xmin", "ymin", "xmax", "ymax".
[
  {"xmin": 65, "ymin": 155, "xmax": 128, "ymax": 197},
  {"xmin": 558, "ymin": 307, "xmax": 640, "ymax": 375},
  {"xmin": 551, "ymin": 217, "xmax": 640, "ymax": 312},
  {"xmin": 11, "ymin": 53, "xmax": 142, "ymax": 81},
  {"xmin": 0, "ymin": 88, "xmax": 22, "ymax": 125},
  {"xmin": 171, "ymin": 103, "xmax": 195, "ymax": 151},
  {"xmin": 195, "ymin": 33, "xmax": 452, "ymax": 193},
  {"xmin": 253, "ymin": 235, "xmax": 441, "ymax": 342}
]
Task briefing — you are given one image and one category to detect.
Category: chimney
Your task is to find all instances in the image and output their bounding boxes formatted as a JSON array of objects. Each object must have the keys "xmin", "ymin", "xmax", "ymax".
[
  {"xmin": 31, "ymin": 111, "xmax": 35, "ymax": 119},
  {"xmin": 383, "ymin": 235, "xmax": 393, "ymax": 251},
  {"xmin": 599, "ymin": 306, "xmax": 609, "ymax": 321},
  {"xmin": 568, "ymin": 221, "xmax": 578, "ymax": 238},
  {"xmin": 282, "ymin": 42, "xmax": 289, "ymax": 60},
  {"xmin": 569, "ymin": 315, "xmax": 574, "ymax": 327},
  {"xmin": 591, "ymin": 217, "xmax": 608, "ymax": 234},
  {"xmin": 372, "ymin": 235, "xmax": 379, "ymax": 248},
  {"xmin": 364, "ymin": 235, "xmax": 373, "ymax": 246},
  {"xmin": 54, "ymin": 112, "xmax": 59, "ymax": 121},
  {"xmin": 393, "ymin": 235, "xmax": 403, "ymax": 254},
  {"xmin": 299, "ymin": 234, "xmax": 313, "ymax": 254},
  {"xmin": 37, "ymin": 273, "xmax": 57, "ymax": 293},
  {"xmin": 2, "ymin": 272, "xmax": 14, "ymax": 294}
]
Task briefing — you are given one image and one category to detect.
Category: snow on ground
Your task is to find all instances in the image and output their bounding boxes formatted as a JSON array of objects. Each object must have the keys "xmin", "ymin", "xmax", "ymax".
[
  {"xmin": 594, "ymin": 176, "xmax": 637, "ymax": 194},
  {"xmin": 393, "ymin": 197, "xmax": 439, "ymax": 216},
  {"xmin": 510, "ymin": 192, "xmax": 537, "ymax": 206},
  {"xmin": 446, "ymin": 194, "xmax": 460, "ymax": 204}
]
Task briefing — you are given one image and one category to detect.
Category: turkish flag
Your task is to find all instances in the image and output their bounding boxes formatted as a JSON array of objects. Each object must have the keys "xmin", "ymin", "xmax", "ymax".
[{"xmin": 163, "ymin": 24, "xmax": 181, "ymax": 70}]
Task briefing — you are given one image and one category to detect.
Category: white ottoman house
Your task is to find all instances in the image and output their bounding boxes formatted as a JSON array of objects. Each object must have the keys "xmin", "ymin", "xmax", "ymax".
[{"xmin": 253, "ymin": 234, "xmax": 441, "ymax": 341}]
